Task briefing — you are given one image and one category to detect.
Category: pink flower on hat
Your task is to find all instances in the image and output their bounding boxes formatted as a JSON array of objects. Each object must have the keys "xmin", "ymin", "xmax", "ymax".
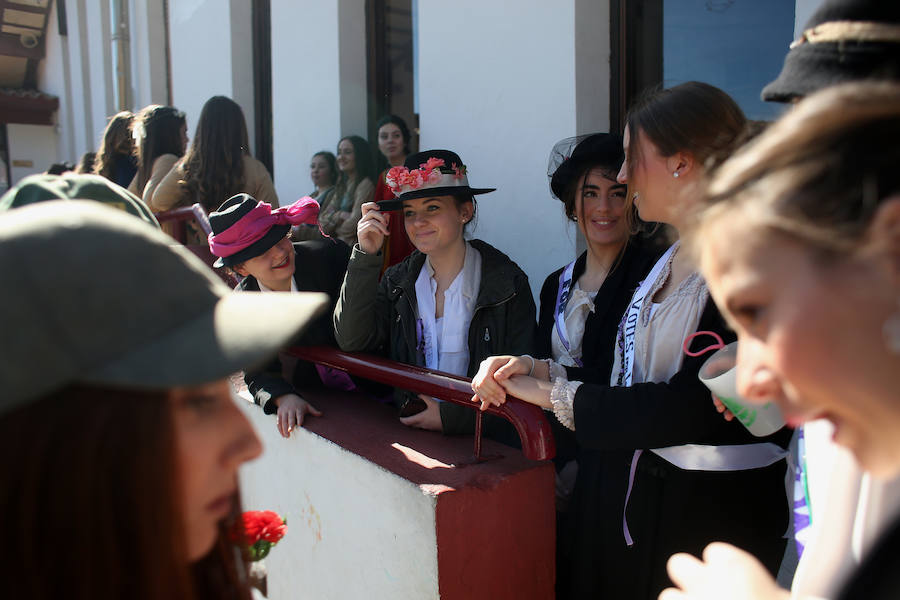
[
  {"xmin": 451, "ymin": 162, "xmax": 467, "ymax": 181},
  {"xmin": 421, "ymin": 157, "xmax": 445, "ymax": 171},
  {"xmin": 386, "ymin": 166, "xmax": 408, "ymax": 194},
  {"xmin": 404, "ymin": 169, "xmax": 425, "ymax": 189}
]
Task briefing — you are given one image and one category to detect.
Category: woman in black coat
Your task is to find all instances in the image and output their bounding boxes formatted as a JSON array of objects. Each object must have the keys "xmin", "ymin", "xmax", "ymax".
[
  {"xmin": 208, "ymin": 193, "xmax": 351, "ymax": 438},
  {"xmin": 535, "ymin": 134, "xmax": 662, "ymax": 598}
]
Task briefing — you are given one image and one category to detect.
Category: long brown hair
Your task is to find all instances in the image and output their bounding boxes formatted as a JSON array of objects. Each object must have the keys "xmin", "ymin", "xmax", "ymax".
[
  {"xmin": 0, "ymin": 385, "xmax": 251, "ymax": 600},
  {"xmin": 132, "ymin": 105, "xmax": 186, "ymax": 194},
  {"xmin": 180, "ymin": 96, "xmax": 251, "ymax": 212},
  {"xmin": 94, "ymin": 111, "xmax": 134, "ymax": 181}
]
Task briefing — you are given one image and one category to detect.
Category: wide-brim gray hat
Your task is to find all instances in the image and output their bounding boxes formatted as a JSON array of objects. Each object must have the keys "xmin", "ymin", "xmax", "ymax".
[{"xmin": 0, "ymin": 201, "xmax": 328, "ymax": 415}]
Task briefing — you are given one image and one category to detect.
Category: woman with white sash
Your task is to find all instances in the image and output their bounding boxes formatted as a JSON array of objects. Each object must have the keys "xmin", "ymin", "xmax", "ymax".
[
  {"xmin": 472, "ymin": 82, "xmax": 791, "ymax": 600},
  {"xmin": 538, "ymin": 133, "xmax": 663, "ymax": 598}
]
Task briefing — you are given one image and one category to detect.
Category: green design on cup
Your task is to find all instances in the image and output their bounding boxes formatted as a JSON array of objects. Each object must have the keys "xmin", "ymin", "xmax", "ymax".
[{"xmin": 720, "ymin": 397, "xmax": 758, "ymax": 427}]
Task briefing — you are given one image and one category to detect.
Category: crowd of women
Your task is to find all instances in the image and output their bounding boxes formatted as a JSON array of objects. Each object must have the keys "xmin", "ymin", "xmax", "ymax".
[
  {"xmin": 1, "ymin": 0, "xmax": 898, "ymax": 598},
  {"xmin": 84, "ymin": 97, "xmax": 417, "ymax": 263}
]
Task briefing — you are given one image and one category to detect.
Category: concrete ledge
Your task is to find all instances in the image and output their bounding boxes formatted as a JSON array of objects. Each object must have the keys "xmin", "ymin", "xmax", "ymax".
[{"xmin": 237, "ymin": 385, "xmax": 555, "ymax": 600}]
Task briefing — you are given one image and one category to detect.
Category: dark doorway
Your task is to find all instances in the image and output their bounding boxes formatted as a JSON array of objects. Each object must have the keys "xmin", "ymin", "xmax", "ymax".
[
  {"xmin": 252, "ymin": 0, "xmax": 273, "ymax": 175},
  {"xmin": 609, "ymin": 0, "xmax": 663, "ymax": 134},
  {"xmin": 366, "ymin": 0, "xmax": 416, "ymax": 167}
]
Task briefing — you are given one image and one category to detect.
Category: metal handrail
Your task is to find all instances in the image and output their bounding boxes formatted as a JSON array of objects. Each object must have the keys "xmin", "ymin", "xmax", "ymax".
[
  {"xmin": 288, "ymin": 346, "xmax": 556, "ymax": 462},
  {"xmin": 156, "ymin": 203, "xmax": 239, "ymax": 287}
]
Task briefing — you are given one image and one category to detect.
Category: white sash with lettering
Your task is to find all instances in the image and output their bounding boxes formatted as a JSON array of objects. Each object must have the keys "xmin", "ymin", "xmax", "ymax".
[
  {"xmin": 617, "ymin": 242, "xmax": 678, "ymax": 388},
  {"xmin": 616, "ymin": 242, "xmax": 787, "ymax": 545}
]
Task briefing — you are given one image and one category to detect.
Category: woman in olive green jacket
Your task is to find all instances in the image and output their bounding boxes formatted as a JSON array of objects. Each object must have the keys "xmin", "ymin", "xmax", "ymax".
[{"xmin": 334, "ymin": 149, "xmax": 536, "ymax": 440}]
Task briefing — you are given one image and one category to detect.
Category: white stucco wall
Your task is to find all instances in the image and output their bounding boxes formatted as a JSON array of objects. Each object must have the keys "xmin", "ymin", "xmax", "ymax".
[
  {"xmin": 38, "ymin": 0, "xmax": 69, "ymax": 164},
  {"xmin": 237, "ymin": 398, "xmax": 441, "ymax": 600},
  {"xmin": 270, "ymin": 0, "xmax": 368, "ymax": 202},
  {"xmin": 167, "ymin": 0, "xmax": 255, "ymax": 145},
  {"xmin": 130, "ymin": 0, "xmax": 170, "ymax": 107},
  {"xmin": 416, "ymin": 0, "xmax": 610, "ymax": 299},
  {"xmin": 8, "ymin": 124, "xmax": 58, "ymax": 181}
]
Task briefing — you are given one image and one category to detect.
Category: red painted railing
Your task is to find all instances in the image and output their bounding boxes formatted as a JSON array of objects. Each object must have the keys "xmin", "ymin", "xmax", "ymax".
[
  {"xmin": 155, "ymin": 203, "xmax": 213, "ymax": 240},
  {"xmin": 155, "ymin": 203, "xmax": 239, "ymax": 287},
  {"xmin": 288, "ymin": 346, "xmax": 556, "ymax": 462}
]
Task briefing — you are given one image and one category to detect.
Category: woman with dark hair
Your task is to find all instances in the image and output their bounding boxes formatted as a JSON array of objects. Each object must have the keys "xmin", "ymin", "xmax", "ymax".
[
  {"xmin": 309, "ymin": 150, "xmax": 338, "ymax": 199},
  {"xmin": 335, "ymin": 149, "xmax": 536, "ymax": 441},
  {"xmin": 151, "ymin": 96, "xmax": 278, "ymax": 213},
  {"xmin": 0, "ymin": 200, "xmax": 326, "ymax": 600},
  {"xmin": 536, "ymin": 133, "xmax": 662, "ymax": 597},
  {"xmin": 319, "ymin": 135, "xmax": 375, "ymax": 245},
  {"xmin": 293, "ymin": 151, "xmax": 339, "ymax": 242},
  {"xmin": 128, "ymin": 104, "xmax": 187, "ymax": 204},
  {"xmin": 662, "ymin": 82, "xmax": 900, "ymax": 600},
  {"xmin": 208, "ymin": 193, "xmax": 352, "ymax": 439},
  {"xmin": 472, "ymin": 82, "xmax": 790, "ymax": 600},
  {"xmin": 373, "ymin": 115, "xmax": 416, "ymax": 269},
  {"xmin": 93, "ymin": 110, "xmax": 136, "ymax": 188}
]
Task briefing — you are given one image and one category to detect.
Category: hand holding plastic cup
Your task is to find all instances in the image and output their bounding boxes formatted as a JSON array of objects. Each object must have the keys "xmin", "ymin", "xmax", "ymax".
[{"xmin": 683, "ymin": 331, "xmax": 785, "ymax": 437}]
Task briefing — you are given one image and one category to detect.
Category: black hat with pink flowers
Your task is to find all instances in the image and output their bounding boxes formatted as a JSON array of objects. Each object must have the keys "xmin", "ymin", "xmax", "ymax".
[{"xmin": 377, "ymin": 149, "xmax": 495, "ymax": 211}]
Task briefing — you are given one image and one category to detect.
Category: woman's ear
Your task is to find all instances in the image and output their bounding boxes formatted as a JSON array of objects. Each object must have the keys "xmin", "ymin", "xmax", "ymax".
[
  {"xmin": 866, "ymin": 196, "xmax": 900, "ymax": 285},
  {"xmin": 459, "ymin": 202, "xmax": 474, "ymax": 223},
  {"xmin": 666, "ymin": 152, "xmax": 694, "ymax": 179},
  {"xmin": 233, "ymin": 263, "xmax": 249, "ymax": 278}
]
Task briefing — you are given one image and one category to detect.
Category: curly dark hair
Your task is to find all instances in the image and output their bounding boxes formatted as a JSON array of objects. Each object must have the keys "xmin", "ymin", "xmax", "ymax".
[{"xmin": 93, "ymin": 111, "xmax": 134, "ymax": 181}]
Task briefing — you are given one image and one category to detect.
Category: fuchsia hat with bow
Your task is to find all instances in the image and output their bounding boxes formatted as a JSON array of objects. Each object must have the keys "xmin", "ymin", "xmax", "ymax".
[{"xmin": 208, "ymin": 193, "xmax": 320, "ymax": 267}]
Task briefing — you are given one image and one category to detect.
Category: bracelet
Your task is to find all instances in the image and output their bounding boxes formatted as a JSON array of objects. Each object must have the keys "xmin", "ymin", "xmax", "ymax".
[{"xmin": 522, "ymin": 354, "xmax": 535, "ymax": 377}]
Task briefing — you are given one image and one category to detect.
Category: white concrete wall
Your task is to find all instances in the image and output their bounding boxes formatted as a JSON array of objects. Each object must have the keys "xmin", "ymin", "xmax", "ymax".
[
  {"xmin": 8, "ymin": 124, "xmax": 59, "ymax": 181},
  {"xmin": 131, "ymin": 0, "xmax": 170, "ymax": 107},
  {"xmin": 237, "ymin": 398, "xmax": 441, "ymax": 600},
  {"xmin": 37, "ymin": 0, "xmax": 69, "ymax": 164},
  {"xmin": 166, "ymin": 0, "xmax": 255, "ymax": 148},
  {"xmin": 417, "ymin": 0, "xmax": 609, "ymax": 300},
  {"xmin": 270, "ymin": 0, "xmax": 368, "ymax": 203}
]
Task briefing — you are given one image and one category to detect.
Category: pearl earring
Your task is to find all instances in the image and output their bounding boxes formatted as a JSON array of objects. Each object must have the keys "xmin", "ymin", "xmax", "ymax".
[{"xmin": 672, "ymin": 171, "xmax": 680, "ymax": 178}]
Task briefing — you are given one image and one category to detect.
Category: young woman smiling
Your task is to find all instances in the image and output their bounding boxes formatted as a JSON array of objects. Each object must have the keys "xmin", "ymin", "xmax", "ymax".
[
  {"xmin": 319, "ymin": 135, "xmax": 375, "ymax": 245},
  {"xmin": 472, "ymin": 83, "xmax": 791, "ymax": 600},
  {"xmin": 373, "ymin": 115, "xmax": 417, "ymax": 269},
  {"xmin": 661, "ymin": 82, "xmax": 900, "ymax": 600},
  {"xmin": 539, "ymin": 133, "xmax": 663, "ymax": 598},
  {"xmin": 208, "ymin": 193, "xmax": 352, "ymax": 439},
  {"xmin": 334, "ymin": 149, "xmax": 536, "ymax": 439}
]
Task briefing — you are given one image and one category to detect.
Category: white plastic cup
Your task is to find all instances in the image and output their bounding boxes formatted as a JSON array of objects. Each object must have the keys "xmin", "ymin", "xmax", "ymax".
[{"xmin": 698, "ymin": 342, "xmax": 785, "ymax": 437}]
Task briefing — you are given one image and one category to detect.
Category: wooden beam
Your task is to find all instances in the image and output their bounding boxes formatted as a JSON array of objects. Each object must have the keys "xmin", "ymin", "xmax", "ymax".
[{"xmin": 0, "ymin": 31, "xmax": 44, "ymax": 59}]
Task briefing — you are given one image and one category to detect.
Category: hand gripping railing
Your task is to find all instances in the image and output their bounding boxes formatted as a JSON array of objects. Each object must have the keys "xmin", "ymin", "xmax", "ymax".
[{"xmin": 288, "ymin": 346, "xmax": 556, "ymax": 462}]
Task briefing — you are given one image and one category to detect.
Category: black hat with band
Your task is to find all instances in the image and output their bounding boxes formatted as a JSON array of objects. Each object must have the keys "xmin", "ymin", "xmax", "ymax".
[
  {"xmin": 376, "ymin": 149, "xmax": 495, "ymax": 211},
  {"xmin": 548, "ymin": 133, "xmax": 624, "ymax": 201},
  {"xmin": 762, "ymin": 0, "xmax": 900, "ymax": 103},
  {"xmin": 208, "ymin": 194, "xmax": 291, "ymax": 268}
]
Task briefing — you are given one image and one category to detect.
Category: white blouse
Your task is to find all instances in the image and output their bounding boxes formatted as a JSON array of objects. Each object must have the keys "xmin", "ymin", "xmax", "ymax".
[
  {"xmin": 550, "ymin": 281, "xmax": 597, "ymax": 367},
  {"xmin": 550, "ymin": 246, "xmax": 708, "ymax": 430},
  {"xmin": 414, "ymin": 242, "xmax": 482, "ymax": 378}
]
